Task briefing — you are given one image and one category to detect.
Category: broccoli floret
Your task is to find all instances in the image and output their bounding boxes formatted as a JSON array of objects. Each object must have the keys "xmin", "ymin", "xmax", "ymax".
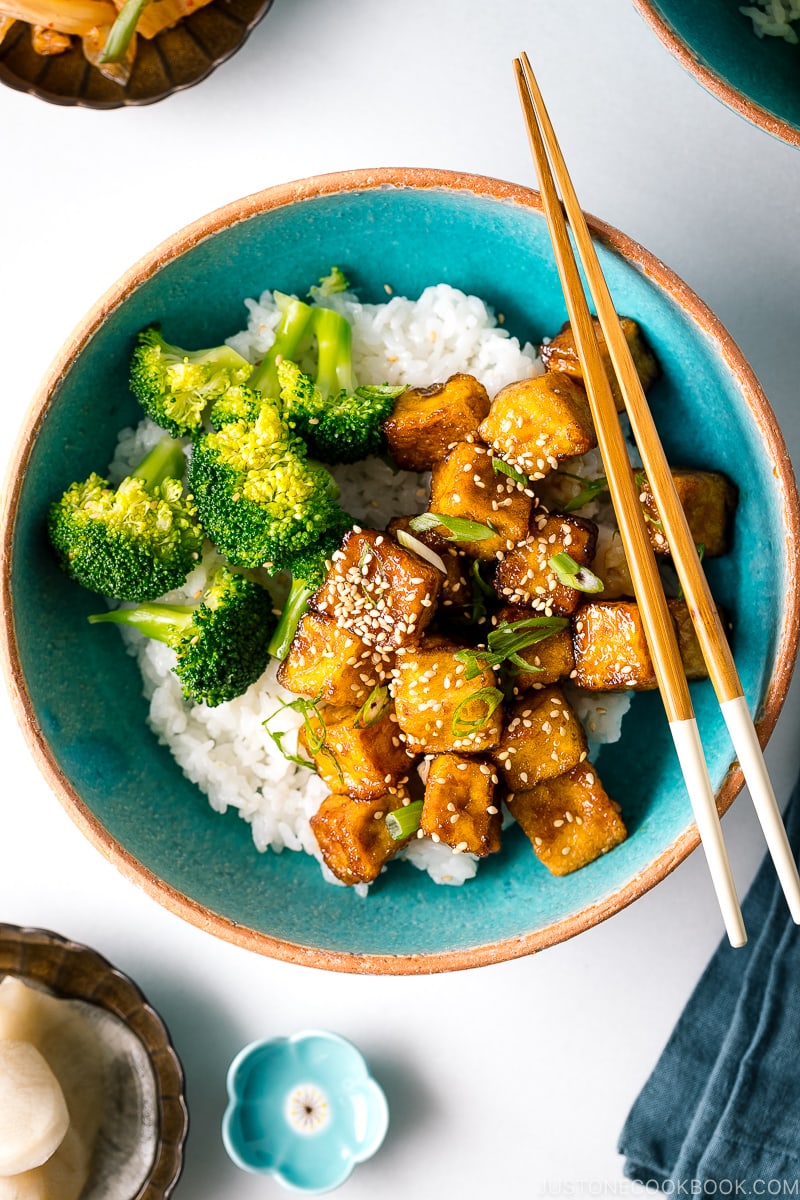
[
  {"xmin": 187, "ymin": 396, "xmax": 343, "ymax": 572},
  {"xmin": 278, "ymin": 306, "xmax": 406, "ymax": 464},
  {"xmin": 208, "ymin": 385, "xmax": 264, "ymax": 428},
  {"xmin": 268, "ymin": 509, "xmax": 355, "ymax": 660},
  {"xmin": 88, "ymin": 567, "xmax": 276, "ymax": 707},
  {"xmin": 130, "ymin": 325, "xmax": 253, "ymax": 437},
  {"xmin": 308, "ymin": 266, "xmax": 350, "ymax": 302},
  {"xmin": 247, "ymin": 292, "xmax": 315, "ymax": 399},
  {"xmin": 48, "ymin": 437, "xmax": 203, "ymax": 602}
]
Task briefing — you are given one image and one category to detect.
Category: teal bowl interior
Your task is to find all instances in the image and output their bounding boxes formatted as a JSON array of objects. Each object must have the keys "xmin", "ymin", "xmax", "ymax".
[
  {"xmin": 632, "ymin": 0, "xmax": 800, "ymax": 147},
  {"xmin": 4, "ymin": 171, "xmax": 797, "ymax": 972}
]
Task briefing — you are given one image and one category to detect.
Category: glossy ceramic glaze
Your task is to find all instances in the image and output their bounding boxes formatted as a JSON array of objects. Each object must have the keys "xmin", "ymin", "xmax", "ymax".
[
  {"xmin": 0, "ymin": 924, "xmax": 187, "ymax": 1198},
  {"xmin": 2, "ymin": 169, "xmax": 798, "ymax": 973},
  {"xmin": 631, "ymin": 0, "xmax": 800, "ymax": 148},
  {"xmin": 223, "ymin": 1030, "xmax": 388, "ymax": 1193},
  {"xmin": 0, "ymin": 0, "xmax": 273, "ymax": 108}
]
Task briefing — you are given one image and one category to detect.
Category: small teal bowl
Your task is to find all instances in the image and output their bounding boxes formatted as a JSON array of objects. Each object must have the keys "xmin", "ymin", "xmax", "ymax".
[
  {"xmin": 2, "ymin": 169, "xmax": 798, "ymax": 973},
  {"xmin": 222, "ymin": 1031, "xmax": 388, "ymax": 1193},
  {"xmin": 631, "ymin": 0, "xmax": 800, "ymax": 149}
]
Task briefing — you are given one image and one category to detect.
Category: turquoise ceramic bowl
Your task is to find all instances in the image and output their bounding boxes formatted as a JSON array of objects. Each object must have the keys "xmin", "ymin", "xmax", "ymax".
[
  {"xmin": 2, "ymin": 169, "xmax": 798, "ymax": 973},
  {"xmin": 631, "ymin": 0, "xmax": 800, "ymax": 148},
  {"xmin": 222, "ymin": 1030, "xmax": 388, "ymax": 1193}
]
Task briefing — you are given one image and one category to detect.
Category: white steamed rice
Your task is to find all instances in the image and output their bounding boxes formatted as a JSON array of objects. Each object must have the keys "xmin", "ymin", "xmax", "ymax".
[
  {"xmin": 112, "ymin": 283, "xmax": 631, "ymax": 891},
  {"xmin": 741, "ymin": 0, "xmax": 800, "ymax": 41}
]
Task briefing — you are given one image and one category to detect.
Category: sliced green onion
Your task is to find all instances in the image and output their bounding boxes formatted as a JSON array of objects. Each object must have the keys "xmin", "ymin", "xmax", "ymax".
[
  {"xmin": 548, "ymin": 552, "xmax": 604, "ymax": 594},
  {"xmin": 386, "ymin": 800, "xmax": 423, "ymax": 841},
  {"xmin": 264, "ymin": 692, "xmax": 327, "ymax": 756},
  {"xmin": 470, "ymin": 559, "xmax": 496, "ymax": 624},
  {"xmin": 396, "ymin": 528, "xmax": 447, "ymax": 574},
  {"xmin": 491, "ymin": 457, "xmax": 528, "ymax": 486},
  {"xmin": 451, "ymin": 686, "xmax": 504, "ymax": 737},
  {"xmin": 410, "ymin": 512, "xmax": 497, "ymax": 543},
  {"xmin": 354, "ymin": 685, "xmax": 391, "ymax": 729},
  {"xmin": 301, "ymin": 708, "xmax": 326, "ymax": 752},
  {"xmin": 319, "ymin": 747, "xmax": 345, "ymax": 785},
  {"xmin": 560, "ymin": 473, "xmax": 609, "ymax": 512},
  {"xmin": 263, "ymin": 694, "xmax": 346, "ymax": 781},
  {"xmin": 454, "ymin": 615, "xmax": 569, "ymax": 679},
  {"xmin": 357, "ymin": 542, "xmax": 388, "ymax": 606},
  {"xmin": 634, "ymin": 470, "xmax": 664, "ymax": 530},
  {"xmin": 99, "ymin": 0, "xmax": 149, "ymax": 62},
  {"xmin": 263, "ymin": 726, "xmax": 316, "ymax": 771}
]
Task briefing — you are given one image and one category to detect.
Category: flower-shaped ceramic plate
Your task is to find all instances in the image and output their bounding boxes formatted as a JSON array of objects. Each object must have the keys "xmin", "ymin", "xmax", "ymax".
[
  {"xmin": 0, "ymin": 924, "xmax": 188, "ymax": 1198},
  {"xmin": 0, "ymin": 0, "xmax": 274, "ymax": 108},
  {"xmin": 223, "ymin": 1030, "xmax": 388, "ymax": 1193}
]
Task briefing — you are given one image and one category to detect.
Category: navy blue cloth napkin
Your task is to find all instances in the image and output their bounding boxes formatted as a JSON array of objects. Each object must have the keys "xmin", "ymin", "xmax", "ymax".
[{"xmin": 619, "ymin": 785, "xmax": 800, "ymax": 1190}]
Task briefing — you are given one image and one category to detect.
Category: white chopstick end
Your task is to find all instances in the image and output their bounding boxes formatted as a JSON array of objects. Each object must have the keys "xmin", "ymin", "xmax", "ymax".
[{"xmin": 670, "ymin": 717, "xmax": 747, "ymax": 948}]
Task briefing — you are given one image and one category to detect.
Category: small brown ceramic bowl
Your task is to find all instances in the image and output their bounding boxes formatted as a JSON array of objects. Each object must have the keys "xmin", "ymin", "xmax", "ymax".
[
  {"xmin": 0, "ymin": 0, "xmax": 273, "ymax": 108},
  {"xmin": 2, "ymin": 169, "xmax": 799, "ymax": 974},
  {"xmin": 631, "ymin": 0, "xmax": 800, "ymax": 149},
  {"xmin": 0, "ymin": 924, "xmax": 187, "ymax": 1197}
]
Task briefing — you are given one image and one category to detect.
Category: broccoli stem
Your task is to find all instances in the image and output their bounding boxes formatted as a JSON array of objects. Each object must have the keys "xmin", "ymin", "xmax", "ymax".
[
  {"xmin": 131, "ymin": 437, "xmax": 187, "ymax": 491},
  {"xmin": 268, "ymin": 578, "xmax": 315, "ymax": 661},
  {"xmin": 313, "ymin": 307, "xmax": 355, "ymax": 399},
  {"xmin": 88, "ymin": 603, "xmax": 194, "ymax": 643},
  {"xmin": 249, "ymin": 294, "xmax": 315, "ymax": 397}
]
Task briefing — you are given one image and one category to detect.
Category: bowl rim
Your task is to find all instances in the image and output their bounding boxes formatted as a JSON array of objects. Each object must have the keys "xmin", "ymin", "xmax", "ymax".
[
  {"xmin": 629, "ymin": 0, "xmax": 800, "ymax": 150},
  {"xmin": 2, "ymin": 166, "xmax": 799, "ymax": 974},
  {"xmin": 0, "ymin": 922, "xmax": 188, "ymax": 1198}
]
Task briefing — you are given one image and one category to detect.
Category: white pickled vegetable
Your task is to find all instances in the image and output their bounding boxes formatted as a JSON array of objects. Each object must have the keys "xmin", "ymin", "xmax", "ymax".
[{"xmin": 0, "ymin": 1042, "xmax": 69, "ymax": 1175}]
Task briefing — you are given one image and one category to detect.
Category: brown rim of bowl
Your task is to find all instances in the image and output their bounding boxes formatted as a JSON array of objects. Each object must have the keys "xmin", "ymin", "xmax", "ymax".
[
  {"xmin": 2, "ymin": 167, "xmax": 799, "ymax": 975},
  {"xmin": 629, "ymin": 0, "xmax": 800, "ymax": 150},
  {"xmin": 0, "ymin": 923, "xmax": 188, "ymax": 1198}
]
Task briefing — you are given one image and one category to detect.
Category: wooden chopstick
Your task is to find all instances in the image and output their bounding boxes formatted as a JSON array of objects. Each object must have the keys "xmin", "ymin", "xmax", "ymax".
[
  {"xmin": 514, "ymin": 54, "xmax": 747, "ymax": 947},
  {"xmin": 515, "ymin": 51, "xmax": 800, "ymax": 929}
]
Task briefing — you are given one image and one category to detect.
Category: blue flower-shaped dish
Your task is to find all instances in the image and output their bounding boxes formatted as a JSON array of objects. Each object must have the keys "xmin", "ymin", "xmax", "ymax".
[{"xmin": 222, "ymin": 1031, "xmax": 388, "ymax": 1193}]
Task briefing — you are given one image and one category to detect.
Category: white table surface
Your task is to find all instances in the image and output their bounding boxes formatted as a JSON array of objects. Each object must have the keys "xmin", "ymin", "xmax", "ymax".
[{"xmin": 3, "ymin": 0, "xmax": 800, "ymax": 1195}]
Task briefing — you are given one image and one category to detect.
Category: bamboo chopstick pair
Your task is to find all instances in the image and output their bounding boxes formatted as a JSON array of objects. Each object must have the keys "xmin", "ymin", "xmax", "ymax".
[{"xmin": 514, "ymin": 51, "xmax": 800, "ymax": 947}]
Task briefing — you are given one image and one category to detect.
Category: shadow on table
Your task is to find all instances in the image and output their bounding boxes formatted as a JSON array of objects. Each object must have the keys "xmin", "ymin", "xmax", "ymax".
[{"xmin": 147, "ymin": 974, "xmax": 251, "ymax": 1197}]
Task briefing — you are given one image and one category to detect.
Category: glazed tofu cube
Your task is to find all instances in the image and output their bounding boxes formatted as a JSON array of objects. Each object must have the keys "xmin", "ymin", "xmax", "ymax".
[
  {"xmin": 572, "ymin": 599, "xmax": 710, "ymax": 689},
  {"xmin": 383, "ymin": 373, "xmax": 491, "ymax": 471},
  {"xmin": 494, "ymin": 687, "xmax": 587, "ymax": 790},
  {"xmin": 310, "ymin": 792, "xmax": 408, "ymax": 886},
  {"xmin": 298, "ymin": 699, "xmax": 412, "ymax": 800},
  {"xmin": 493, "ymin": 605, "xmax": 575, "ymax": 693},
  {"xmin": 668, "ymin": 599, "xmax": 709, "ymax": 681},
  {"xmin": 310, "ymin": 528, "xmax": 441, "ymax": 650},
  {"xmin": 571, "ymin": 600, "xmax": 656, "ymax": 691},
  {"xmin": 493, "ymin": 512, "xmax": 598, "ymax": 616},
  {"xmin": 427, "ymin": 440, "xmax": 533, "ymax": 561},
  {"xmin": 391, "ymin": 635, "xmax": 503, "ymax": 753},
  {"xmin": 508, "ymin": 762, "xmax": 627, "ymax": 875},
  {"xmin": 637, "ymin": 469, "xmax": 737, "ymax": 557},
  {"xmin": 387, "ymin": 515, "xmax": 473, "ymax": 620},
  {"xmin": 541, "ymin": 316, "xmax": 660, "ymax": 412},
  {"xmin": 420, "ymin": 754, "xmax": 501, "ymax": 856},
  {"xmin": 478, "ymin": 372, "xmax": 596, "ymax": 481},
  {"xmin": 277, "ymin": 611, "xmax": 386, "ymax": 705}
]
